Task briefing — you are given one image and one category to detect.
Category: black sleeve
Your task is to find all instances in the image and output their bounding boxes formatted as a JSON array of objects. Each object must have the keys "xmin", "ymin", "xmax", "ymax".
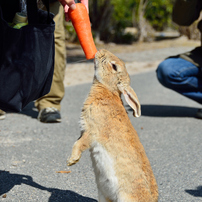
[{"xmin": 172, "ymin": 0, "xmax": 202, "ymax": 26}]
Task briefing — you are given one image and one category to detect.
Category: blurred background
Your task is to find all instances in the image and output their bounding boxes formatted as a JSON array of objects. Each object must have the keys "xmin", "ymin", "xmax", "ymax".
[{"xmin": 65, "ymin": 0, "xmax": 201, "ymax": 45}]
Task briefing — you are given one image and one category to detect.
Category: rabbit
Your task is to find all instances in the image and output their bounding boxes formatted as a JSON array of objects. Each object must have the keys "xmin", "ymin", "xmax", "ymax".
[{"xmin": 67, "ymin": 49, "xmax": 158, "ymax": 202}]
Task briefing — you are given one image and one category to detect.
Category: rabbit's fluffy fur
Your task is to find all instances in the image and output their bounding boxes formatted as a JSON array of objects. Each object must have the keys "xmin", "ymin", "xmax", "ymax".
[{"xmin": 68, "ymin": 49, "xmax": 158, "ymax": 202}]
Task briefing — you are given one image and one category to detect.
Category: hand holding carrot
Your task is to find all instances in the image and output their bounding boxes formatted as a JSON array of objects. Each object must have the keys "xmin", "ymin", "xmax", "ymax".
[{"xmin": 58, "ymin": 0, "xmax": 88, "ymax": 21}]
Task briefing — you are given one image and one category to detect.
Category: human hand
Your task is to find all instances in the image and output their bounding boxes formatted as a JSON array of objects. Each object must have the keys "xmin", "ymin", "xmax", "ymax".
[{"xmin": 58, "ymin": 0, "xmax": 89, "ymax": 21}]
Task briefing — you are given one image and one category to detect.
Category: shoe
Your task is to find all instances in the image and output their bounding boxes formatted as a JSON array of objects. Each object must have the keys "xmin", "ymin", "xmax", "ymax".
[
  {"xmin": 37, "ymin": 107, "xmax": 61, "ymax": 123},
  {"xmin": 195, "ymin": 109, "xmax": 202, "ymax": 119},
  {"xmin": 0, "ymin": 109, "xmax": 6, "ymax": 120}
]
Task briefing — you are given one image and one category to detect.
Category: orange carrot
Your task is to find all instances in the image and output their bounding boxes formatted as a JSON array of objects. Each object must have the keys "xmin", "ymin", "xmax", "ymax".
[{"xmin": 69, "ymin": 3, "xmax": 97, "ymax": 60}]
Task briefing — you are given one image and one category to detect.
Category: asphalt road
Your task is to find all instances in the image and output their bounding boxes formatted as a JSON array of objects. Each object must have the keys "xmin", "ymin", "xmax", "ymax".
[{"xmin": 1, "ymin": 70, "xmax": 202, "ymax": 202}]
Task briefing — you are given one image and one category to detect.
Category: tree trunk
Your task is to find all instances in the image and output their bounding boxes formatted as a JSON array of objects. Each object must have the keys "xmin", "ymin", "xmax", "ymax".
[{"xmin": 138, "ymin": 0, "xmax": 148, "ymax": 42}]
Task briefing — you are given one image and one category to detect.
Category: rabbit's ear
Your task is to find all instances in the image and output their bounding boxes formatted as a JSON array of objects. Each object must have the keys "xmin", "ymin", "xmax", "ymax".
[{"xmin": 122, "ymin": 86, "xmax": 141, "ymax": 117}]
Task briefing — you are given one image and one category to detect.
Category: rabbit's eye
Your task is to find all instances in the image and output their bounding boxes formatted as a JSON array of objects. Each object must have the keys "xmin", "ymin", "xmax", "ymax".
[{"xmin": 112, "ymin": 63, "xmax": 117, "ymax": 71}]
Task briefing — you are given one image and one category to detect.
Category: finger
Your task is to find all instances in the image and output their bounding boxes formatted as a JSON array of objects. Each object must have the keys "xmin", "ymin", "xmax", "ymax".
[
  {"xmin": 64, "ymin": 4, "xmax": 69, "ymax": 13},
  {"xmin": 80, "ymin": 0, "xmax": 88, "ymax": 12},
  {"xmin": 66, "ymin": 0, "xmax": 76, "ymax": 10},
  {"xmin": 64, "ymin": 5, "xmax": 70, "ymax": 21}
]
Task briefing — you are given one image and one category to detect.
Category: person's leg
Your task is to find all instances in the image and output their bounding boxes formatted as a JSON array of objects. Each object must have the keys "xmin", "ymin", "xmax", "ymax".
[
  {"xmin": 157, "ymin": 57, "xmax": 202, "ymax": 103},
  {"xmin": 156, "ymin": 57, "xmax": 202, "ymax": 118},
  {"xmin": 35, "ymin": 2, "xmax": 66, "ymax": 123}
]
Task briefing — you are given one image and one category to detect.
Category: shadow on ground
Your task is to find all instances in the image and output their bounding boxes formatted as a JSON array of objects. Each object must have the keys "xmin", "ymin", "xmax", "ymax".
[
  {"xmin": 185, "ymin": 186, "xmax": 202, "ymax": 197},
  {"xmin": 0, "ymin": 170, "xmax": 97, "ymax": 202},
  {"xmin": 126, "ymin": 104, "xmax": 198, "ymax": 118},
  {"xmin": 16, "ymin": 103, "xmax": 200, "ymax": 119}
]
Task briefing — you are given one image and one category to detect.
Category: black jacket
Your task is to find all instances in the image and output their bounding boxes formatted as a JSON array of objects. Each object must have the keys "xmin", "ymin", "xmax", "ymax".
[{"xmin": 171, "ymin": 0, "xmax": 202, "ymax": 68}]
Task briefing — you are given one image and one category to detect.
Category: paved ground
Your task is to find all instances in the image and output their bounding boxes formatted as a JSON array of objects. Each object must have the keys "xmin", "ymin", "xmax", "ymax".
[
  {"xmin": 1, "ymin": 40, "xmax": 202, "ymax": 201},
  {"xmin": 64, "ymin": 37, "xmax": 200, "ymax": 87}
]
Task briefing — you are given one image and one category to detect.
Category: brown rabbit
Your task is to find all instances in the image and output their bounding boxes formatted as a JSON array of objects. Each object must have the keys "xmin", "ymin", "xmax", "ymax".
[{"xmin": 67, "ymin": 49, "xmax": 158, "ymax": 202}]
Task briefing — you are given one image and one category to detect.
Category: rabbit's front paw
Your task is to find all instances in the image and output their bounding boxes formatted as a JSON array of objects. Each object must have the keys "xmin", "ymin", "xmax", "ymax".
[{"xmin": 67, "ymin": 154, "xmax": 81, "ymax": 166}]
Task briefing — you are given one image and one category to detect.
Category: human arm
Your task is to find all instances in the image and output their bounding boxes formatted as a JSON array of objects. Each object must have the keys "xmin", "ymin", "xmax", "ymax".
[{"xmin": 172, "ymin": 0, "xmax": 202, "ymax": 26}]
